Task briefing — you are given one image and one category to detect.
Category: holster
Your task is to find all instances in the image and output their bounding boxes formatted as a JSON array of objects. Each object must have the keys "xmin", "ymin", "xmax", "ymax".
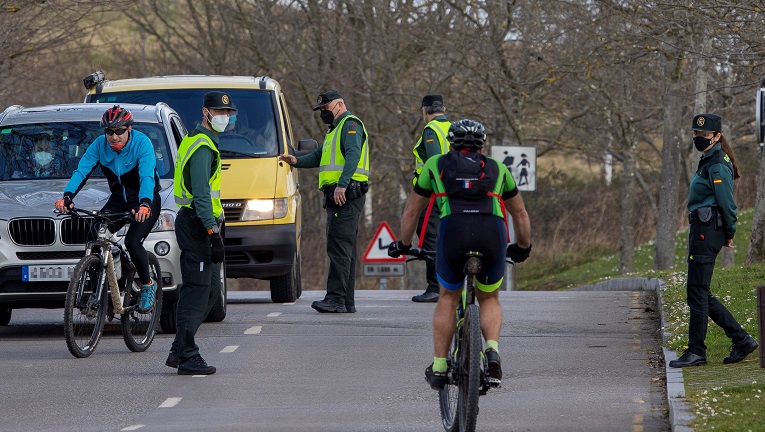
[
  {"xmin": 688, "ymin": 206, "xmax": 722, "ymax": 230},
  {"xmin": 322, "ymin": 181, "xmax": 368, "ymax": 208}
]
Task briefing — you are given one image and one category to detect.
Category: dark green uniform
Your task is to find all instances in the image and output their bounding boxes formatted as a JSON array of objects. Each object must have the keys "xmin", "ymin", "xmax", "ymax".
[
  {"xmin": 172, "ymin": 125, "xmax": 223, "ymax": 363},
  {"xmin": 685, "ymin": 143, "xmax": 746, "ymax": 357},
  {"xmin": 296, "ymin": 111, "xmax": 367, "ymax": 310}
]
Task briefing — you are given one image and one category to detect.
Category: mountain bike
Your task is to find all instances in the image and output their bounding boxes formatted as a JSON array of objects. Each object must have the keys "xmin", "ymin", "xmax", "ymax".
[
  {"xmin": 401, "ymin": 248, "xmax": 512, "ymax": 432},
  {"xmin": 61, "ymin": 207, "xmax": 163, "ymax": 358}
]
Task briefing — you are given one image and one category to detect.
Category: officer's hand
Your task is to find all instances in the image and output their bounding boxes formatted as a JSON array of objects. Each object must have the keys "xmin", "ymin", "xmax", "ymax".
[
  {"xmin": 55, "ymin": 195, "xmax": 74, "ymax": 213},
  {"xmin": 133, "ymin": 204, "xmax": 151, "ymax": 222},
  {"xmin": 278, "ymin": 154, "xmax": 296, "ymax": 165},
  {"xmin": 507, "ymin": 243, "xmax": 532, "ymax": 263},
  {"xmin": 334, "ymin": 186, "xmax": 347, "ymax": 206},
  {"xmin": 209, "ymin": 232, "xmax": 225, "ymax": 264},
  {"xmin": 388, "ymin": 240, "xmax": 411, "ymax": 258}
]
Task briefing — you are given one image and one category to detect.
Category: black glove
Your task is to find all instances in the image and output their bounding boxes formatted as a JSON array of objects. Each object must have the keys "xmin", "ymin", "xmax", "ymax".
[
  {"xmin": 507, "ymin": 243, "xmax": 532, "ymax": 263},
  {"xmin": 388, "ymin": 240, "xmax": 411, "ymax": 258},
  {"xmin": 209, "ymin": 232, "xmax": 225, "ymax": 264}
]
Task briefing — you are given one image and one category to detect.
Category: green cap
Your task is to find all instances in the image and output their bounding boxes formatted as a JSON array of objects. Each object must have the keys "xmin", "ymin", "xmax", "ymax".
[
  {"xmin": 691, "ymin": 113, "xmax": 722, "ymax": 132},
  {"xmin": 312, "ymin": 90, "xmax": 342, "ymax": 111}
]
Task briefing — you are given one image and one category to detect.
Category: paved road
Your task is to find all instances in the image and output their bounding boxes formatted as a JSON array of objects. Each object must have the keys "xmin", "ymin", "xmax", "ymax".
[{"xmin": 0, "ymin": 289, "xmax": 668, "ymax": 432}]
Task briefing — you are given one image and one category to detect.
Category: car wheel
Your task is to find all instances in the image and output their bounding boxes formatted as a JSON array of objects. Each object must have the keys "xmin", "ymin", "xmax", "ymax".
[
  {"xmin": 0, "ymin": 308, "xmax": 11, "ymax": 326},
  {"xmin": 160, "ymin": 307, "xmax": 177, "ymax": 334},
  {"xmin": 206, "ymin": 263, "xmax": 227, "ymax": 322},
  {"xmin": 270, "ymin": 251, "xmax": 300, "ymax": 303}
]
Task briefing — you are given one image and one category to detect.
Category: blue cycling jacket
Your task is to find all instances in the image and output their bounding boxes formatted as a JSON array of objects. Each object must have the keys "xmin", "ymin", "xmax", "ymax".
[{"xmin": 65, "ymin": 130, "xmax": 159, "ymax": 205}]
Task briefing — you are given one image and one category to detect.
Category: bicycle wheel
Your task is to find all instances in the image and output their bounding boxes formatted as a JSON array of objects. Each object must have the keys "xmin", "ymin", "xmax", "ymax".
[
  {"xmin": 439, "ymin": 326, "xmax": 461, "ymax": 432},
  {"xmin": 64, "ymin": 254, "xmax": 108, "ymax": 358},
  {"xmin": 458, "ymin": 303, "xmax": 482, "ymax": 432},
  {"xmin": 121, "ymin": 252, "xmax": 163, "ymax": 352}
]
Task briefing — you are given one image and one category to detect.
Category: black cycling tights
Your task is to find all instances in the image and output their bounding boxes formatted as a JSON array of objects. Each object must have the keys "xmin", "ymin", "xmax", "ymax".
[{"xmin": 87, "ymin": 195, "xmax": 161, "ymax": 285}]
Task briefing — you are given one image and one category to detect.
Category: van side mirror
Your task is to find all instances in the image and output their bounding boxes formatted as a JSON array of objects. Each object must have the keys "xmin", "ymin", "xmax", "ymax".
[{"xmin": 295, "ymin": 139, "xmax": 318, "ymax": 157}]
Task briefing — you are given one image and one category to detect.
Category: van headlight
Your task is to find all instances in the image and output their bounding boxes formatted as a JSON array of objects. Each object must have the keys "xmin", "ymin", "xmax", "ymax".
[{"xmin": 241, "ymin": 198, "xmax": 288, "ymax": 221}]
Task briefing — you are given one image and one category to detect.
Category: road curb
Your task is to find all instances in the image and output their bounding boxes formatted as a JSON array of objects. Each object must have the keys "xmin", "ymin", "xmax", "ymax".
[{"xmin": 575, "ymin": 277, "xmax": 695, "ymax": 431}]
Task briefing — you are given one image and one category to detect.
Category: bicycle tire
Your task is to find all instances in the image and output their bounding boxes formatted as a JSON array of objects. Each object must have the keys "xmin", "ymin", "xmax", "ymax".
[
  {"xmin": 439, "ymin": 325, "xmax": 461, "ymax": 432},
  {"xmin": 121, "ymin": 252, "xmax": 163, "ymax": 352},
  {"xmin": 458, "ymin": 303, "xmax": 482, "ymax": 432},
  {"xmin": 64, "ymin": 254, "xmax": 108, "ymax": 358}
]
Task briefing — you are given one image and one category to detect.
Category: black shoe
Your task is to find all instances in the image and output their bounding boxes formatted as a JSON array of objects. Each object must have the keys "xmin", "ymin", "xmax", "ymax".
[
  {"xmin": 345, "ymin": 305, "xmax": 356, "ymax": 313},
  {"xmin": 165, "ymin": 351, "xmax": 178, "ymax": 369},
  {"xmin": 425, "ymin": 364, "xmax": 449, "ymax": 391},
  {"xmin": 668, "ymin": 351, "xmax": 707, "ymax": 368},
  {"xmin": 485, "ymin": 349, "xmax": 502, "ymax": 385},
  {"xmin": 723, "ymin": 335, "xmax": 759, "ymax": 364},
  {"xmin": 311, "ymin": 299, "xmax": 347, "ymax": 313},
  {"xmin": 177, "ymin": 355, "xmax": 216, "ymax": 375},
  {"xmin": 412, "ymin": 291, "xmax": 439, "ymax": 303}
]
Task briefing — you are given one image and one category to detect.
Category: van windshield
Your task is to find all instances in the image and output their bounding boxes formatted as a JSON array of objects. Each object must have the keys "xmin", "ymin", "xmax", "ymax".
[{"xmin": 89, "ymin": 89, "xmax": 280, "ymax": 158}]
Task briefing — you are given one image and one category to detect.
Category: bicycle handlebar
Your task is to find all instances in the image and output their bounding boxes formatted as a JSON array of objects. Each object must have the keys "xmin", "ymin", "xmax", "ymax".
[
  {"xmin": 55, "ymin": 207, "xmax": 135, "ymax": 221},
  {"xmin": 396, "ymin": 247, "xmax": 516, "ymax": 265}
]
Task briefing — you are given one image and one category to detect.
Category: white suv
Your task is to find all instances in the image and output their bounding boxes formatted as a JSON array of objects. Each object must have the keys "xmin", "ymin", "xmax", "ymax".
[{"xmin": 0, "ymin": 103, "xmax": 226, "ymax": 331}]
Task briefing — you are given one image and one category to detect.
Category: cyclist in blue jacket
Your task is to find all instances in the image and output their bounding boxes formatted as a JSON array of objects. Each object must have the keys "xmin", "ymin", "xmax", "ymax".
[{"xmin": 55, "ymin": 105, "xmax": 161, "ymax": 313}]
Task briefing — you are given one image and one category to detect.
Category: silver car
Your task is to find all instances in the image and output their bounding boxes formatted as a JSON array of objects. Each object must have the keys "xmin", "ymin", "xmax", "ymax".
[{"xmin": 0, "ymin": 102, "xmax": 227, "ymax": 331}]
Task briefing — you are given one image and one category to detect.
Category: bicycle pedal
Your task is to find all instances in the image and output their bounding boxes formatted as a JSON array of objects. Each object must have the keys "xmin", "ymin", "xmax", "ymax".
[{"xmin": 488, "ymin": 377, "xmax": 502, "ymax": 388}]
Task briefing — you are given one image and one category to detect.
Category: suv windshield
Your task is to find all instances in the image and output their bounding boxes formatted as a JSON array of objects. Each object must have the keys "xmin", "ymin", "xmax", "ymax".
[
  {"xmin": 89, "ymin": 89, "xmax": 279, "ymax": 158},
  {"xmin": 0, "ymin": 122, "xmax": 173, "ymax": 180}
]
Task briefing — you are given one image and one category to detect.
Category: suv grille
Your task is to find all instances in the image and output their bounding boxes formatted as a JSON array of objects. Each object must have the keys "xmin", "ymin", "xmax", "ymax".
[
  {"xmin": 221, "ymin": 200, "xmax": 244, "ymax": 222},
  {"xmin": 9, "ymin": 219, "xmax": 55, "ymax": 246},
  {"xmin": 17, "ymin": 251, "xmax": 85, "ymax": 260},
  {"xmin": 61, "ymin": 217, "xmax": 93, "ymax": 245}
]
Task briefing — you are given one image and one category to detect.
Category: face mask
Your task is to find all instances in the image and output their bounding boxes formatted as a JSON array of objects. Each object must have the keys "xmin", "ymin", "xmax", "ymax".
[
  {"xmin": 320, "ymin": 109, "xmax": 335, "ymax": 125},
  {"xmin": 34, "ymin": 151, "xmax": 53, "ymax": 166},
  {"xmin": 207, "ymin": 112, "xmax": 229, "ymax": 133},
  {"xmin": 228, "ymin": 114, "xmax": 237, "ymax": 126},
  {"xmin": 693, "ymin": 136, "xmax": 713, "ymax": 152}
]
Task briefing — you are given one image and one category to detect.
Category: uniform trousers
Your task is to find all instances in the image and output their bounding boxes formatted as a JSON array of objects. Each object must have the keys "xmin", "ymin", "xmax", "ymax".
[
  {"xmin": 325, "ymin": 195, "xmax": 365, "ymax": 309},
  {"xmin": 416, "ymin": 204, "xmax": 440, "ymax": 294},
  {"xmin": 172, "ymin": 209, "xmax": 222, "ymax": 362},
  {"xmin": 686, "ymin": 217, "xmax": 747, "ymax": 357}
]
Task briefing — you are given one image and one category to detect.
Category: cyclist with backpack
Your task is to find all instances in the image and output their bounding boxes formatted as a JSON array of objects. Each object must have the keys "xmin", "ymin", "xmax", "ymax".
[{"xmin": 389, "ymin": 119, "xmax": 532, "ymax": 390}]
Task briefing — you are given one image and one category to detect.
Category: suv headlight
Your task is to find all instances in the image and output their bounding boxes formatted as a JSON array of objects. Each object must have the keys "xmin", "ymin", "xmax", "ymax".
[
  {"xmin": 241, "ymin": 198, "xmax": 288, "ymax": 221},
  {"xmin": 152, "ymin": 209, "xmax": 176, "ymax": 232}
]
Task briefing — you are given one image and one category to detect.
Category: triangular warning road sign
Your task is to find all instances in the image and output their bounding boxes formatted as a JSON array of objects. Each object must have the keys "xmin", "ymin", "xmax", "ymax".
[{"xmin": 362, "ymin": 221, "xmax": 406, "ymax": 262}]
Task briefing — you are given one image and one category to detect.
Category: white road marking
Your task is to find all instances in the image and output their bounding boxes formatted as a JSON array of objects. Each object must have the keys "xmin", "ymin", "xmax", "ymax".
[
  {"xmin": 121, "ymin": 426, "xmax": 144, "ymax": 431},
  {"xmin": 244, "ymin": 325, "xmax": 262, "ymax": 334},
  {"xmin": 159, "ymin": 397, "xmax": 182, "ymax": 408},
  {"xmin": 267, "ymin": 312, "xmax": 281, "ymax": 317},
  {"xmin": 220, "ymin": 345, "xmax": 239, "ymax": 353},
  {"xmin": 282, "ymin": 302, "xmax": 296, "ymax": 305}
]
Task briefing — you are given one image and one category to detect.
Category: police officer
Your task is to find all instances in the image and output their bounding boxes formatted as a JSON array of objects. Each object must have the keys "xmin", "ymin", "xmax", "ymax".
[
  {"xmin": 669, "ymin": 113, "xmax": 759, "ymax": 368},
  {"xmin": 166, "ymin": 91, "xmax": 230, "ymax": 375},
  {"xmin": 279, "ymin": 90, "xmax": 369, "ymax": 313},
  {"xmin": 411, "ymin": 94, "xmax": 450, "ymax": 303}
]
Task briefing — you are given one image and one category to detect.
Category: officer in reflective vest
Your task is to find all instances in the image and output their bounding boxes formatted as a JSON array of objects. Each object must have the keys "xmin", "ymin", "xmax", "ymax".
[
  {"xmin": 411, "ymin": 94, "xmax": 450, "ymax": 303},
  {"xmin": 279, "ymin": 89, "xmax": 369, "ymax": 314},
  {"xmin": 167, "ymin": 91, "xmax": 230, "ymax": 375}
]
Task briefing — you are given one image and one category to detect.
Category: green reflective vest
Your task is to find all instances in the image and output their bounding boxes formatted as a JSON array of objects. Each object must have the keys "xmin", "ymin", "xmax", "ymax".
[
  {"xmin": 318, "ymin": 114, "xmax": 370, "ymax": 188},
  {"xmin": 174, "ymin": 133, "xmax": 223, "ymax": 218},
  {"xmin": 412, "ymin": 118, "xmax": 450, "ymax": 185}
]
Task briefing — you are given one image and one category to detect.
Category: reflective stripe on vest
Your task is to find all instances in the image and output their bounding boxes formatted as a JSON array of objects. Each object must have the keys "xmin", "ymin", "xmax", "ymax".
[
  {"xmin": 173, "ymin": 134, "xmax": 223, "ymax": 218},
  {"xmin": 318, "ymin": 114, "xmax": 370, "ymax": 188},
  {"xmin": 412, "ymin": 119, "xmax": 450, "ymax": 185}
]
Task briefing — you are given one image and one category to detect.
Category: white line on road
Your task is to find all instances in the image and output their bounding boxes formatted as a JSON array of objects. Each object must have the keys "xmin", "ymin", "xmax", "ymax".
[
  {"xmin": 282, "ymin": 302, "xmax": 296, "ymax": 305},
  {"xmin": 220, "ymin": 345, "xmax": 239, "ymax": 353},
  {"xmin": 267, "ymin": 312, "xmax": 281, "ymax": 317},
  {"xmin": 159, "ymin": 397, "xmax": 182, "ymax": 408},
  {"xmin": 121, "ymin": 426, "xmax": 144, "ymax": 431},
  {"xmin": 244, "ymin": 326, "xmax": 262, "ymax": 334}
]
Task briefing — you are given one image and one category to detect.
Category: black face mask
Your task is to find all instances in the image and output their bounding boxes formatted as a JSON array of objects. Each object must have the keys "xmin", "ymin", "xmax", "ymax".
[
  {"xmin": 320, "ymin": 109, "xmax": 335, "ymax": 125},
  {"xmin": 693, "ymin": 136, "xmax": 713, "ymax": 152}
]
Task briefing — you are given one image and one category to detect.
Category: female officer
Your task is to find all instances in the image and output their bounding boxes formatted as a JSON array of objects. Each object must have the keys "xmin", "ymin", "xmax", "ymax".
[{"xmin": 669, "ymin": 113, "xmax": 759, "ymax": 368}]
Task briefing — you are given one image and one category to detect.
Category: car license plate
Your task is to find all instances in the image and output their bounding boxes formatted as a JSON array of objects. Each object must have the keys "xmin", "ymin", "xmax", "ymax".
[{"xmin": 22, "ymin": 265, "xmax": 76, "ymax": 282}]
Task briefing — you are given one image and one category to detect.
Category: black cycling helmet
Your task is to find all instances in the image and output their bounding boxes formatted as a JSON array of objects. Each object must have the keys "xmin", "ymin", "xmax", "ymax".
[
  {"xmin": 100, "ymin": 105, "xmax": 134, "ymax": 128},
  {"xmin": 448, "ymin": 119, "xmax": 486, "ymax": 149}
]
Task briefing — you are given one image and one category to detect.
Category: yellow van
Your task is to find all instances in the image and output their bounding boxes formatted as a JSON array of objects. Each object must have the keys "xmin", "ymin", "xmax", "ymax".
[{"xmin": 84, "ymin": 74, "xmax": 316, "ymax": 302}]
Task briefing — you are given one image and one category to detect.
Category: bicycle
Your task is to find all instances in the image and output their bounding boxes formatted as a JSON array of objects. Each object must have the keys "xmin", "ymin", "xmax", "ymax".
[
  {"xmin": 401, "ymin": 248, "xmax": 512, "ymax": 432},
  {"xmin": 60, "ymin": 207, "xmax": 163, "ymax": 358}
]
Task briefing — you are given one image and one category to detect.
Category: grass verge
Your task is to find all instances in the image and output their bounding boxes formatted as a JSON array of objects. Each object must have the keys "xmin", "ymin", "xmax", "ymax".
[{"xmin": 518, "ymin": 209, "xmax": 765, "ymax": 431}]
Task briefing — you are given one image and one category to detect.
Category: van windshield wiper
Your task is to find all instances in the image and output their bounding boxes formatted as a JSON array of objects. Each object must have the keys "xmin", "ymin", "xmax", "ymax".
[{"xmin": 218, "ymin": 148, "xmax": 265, "ymax": 159}]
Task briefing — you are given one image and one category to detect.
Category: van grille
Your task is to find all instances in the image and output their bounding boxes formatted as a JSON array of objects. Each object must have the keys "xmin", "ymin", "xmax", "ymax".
[
  {"xmin": 221, "ymin": 200, "xmax": 244, "ymax": 222},
  {"xmin": 8, "ymin": 218, "xmax": 55, "ymax": 246},
  {"xmin": 61, "ymin": 217, "xmax": 93, "ymax": 245}
]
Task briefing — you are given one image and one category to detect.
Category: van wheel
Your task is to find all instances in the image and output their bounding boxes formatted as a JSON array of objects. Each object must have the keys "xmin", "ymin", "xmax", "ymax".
[
  {"xmin": 0, "ymin": 308, "xmax": 11, "ymax": 325},
  {"xmin": 206, "ymin": 263, "xmax": 227, "ymax": 322},
  {"xmin": 270, "ymin": 251, "xmax": 301, "ymax": 303}
]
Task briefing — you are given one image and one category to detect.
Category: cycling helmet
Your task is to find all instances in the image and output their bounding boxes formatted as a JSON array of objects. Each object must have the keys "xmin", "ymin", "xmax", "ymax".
[
  {"xmin": 448, "ymin": 119, "xmax": 486, "ymax": 149},
  {"xmin": 100, "ymin": 105, "xmax": 134, "ymax": 128}
]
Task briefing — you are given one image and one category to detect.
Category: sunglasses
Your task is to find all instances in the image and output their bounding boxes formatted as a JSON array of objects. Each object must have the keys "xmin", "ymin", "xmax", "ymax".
[{"xmin": 104, "ymin": 127, "xmax": 128, "ymax": 136}]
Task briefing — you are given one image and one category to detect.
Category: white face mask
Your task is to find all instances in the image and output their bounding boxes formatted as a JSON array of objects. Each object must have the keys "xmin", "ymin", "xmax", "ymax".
[
  {"xmin": 34, "ymin": 151, "xmax": 53, "ymax": 166},
  {"xmin": 207, "ymin": 110, "xmax": 229, "ymax": 133}
]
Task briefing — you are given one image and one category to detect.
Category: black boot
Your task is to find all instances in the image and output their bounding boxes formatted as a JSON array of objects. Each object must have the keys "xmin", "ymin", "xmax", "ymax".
[
  {"xmin": 723, "ymin": 335, "xmax": 759, "ymax": 364},
  {"xmin": 668, "ymin": 351, "xmax": 707, "ymax": 368}
]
